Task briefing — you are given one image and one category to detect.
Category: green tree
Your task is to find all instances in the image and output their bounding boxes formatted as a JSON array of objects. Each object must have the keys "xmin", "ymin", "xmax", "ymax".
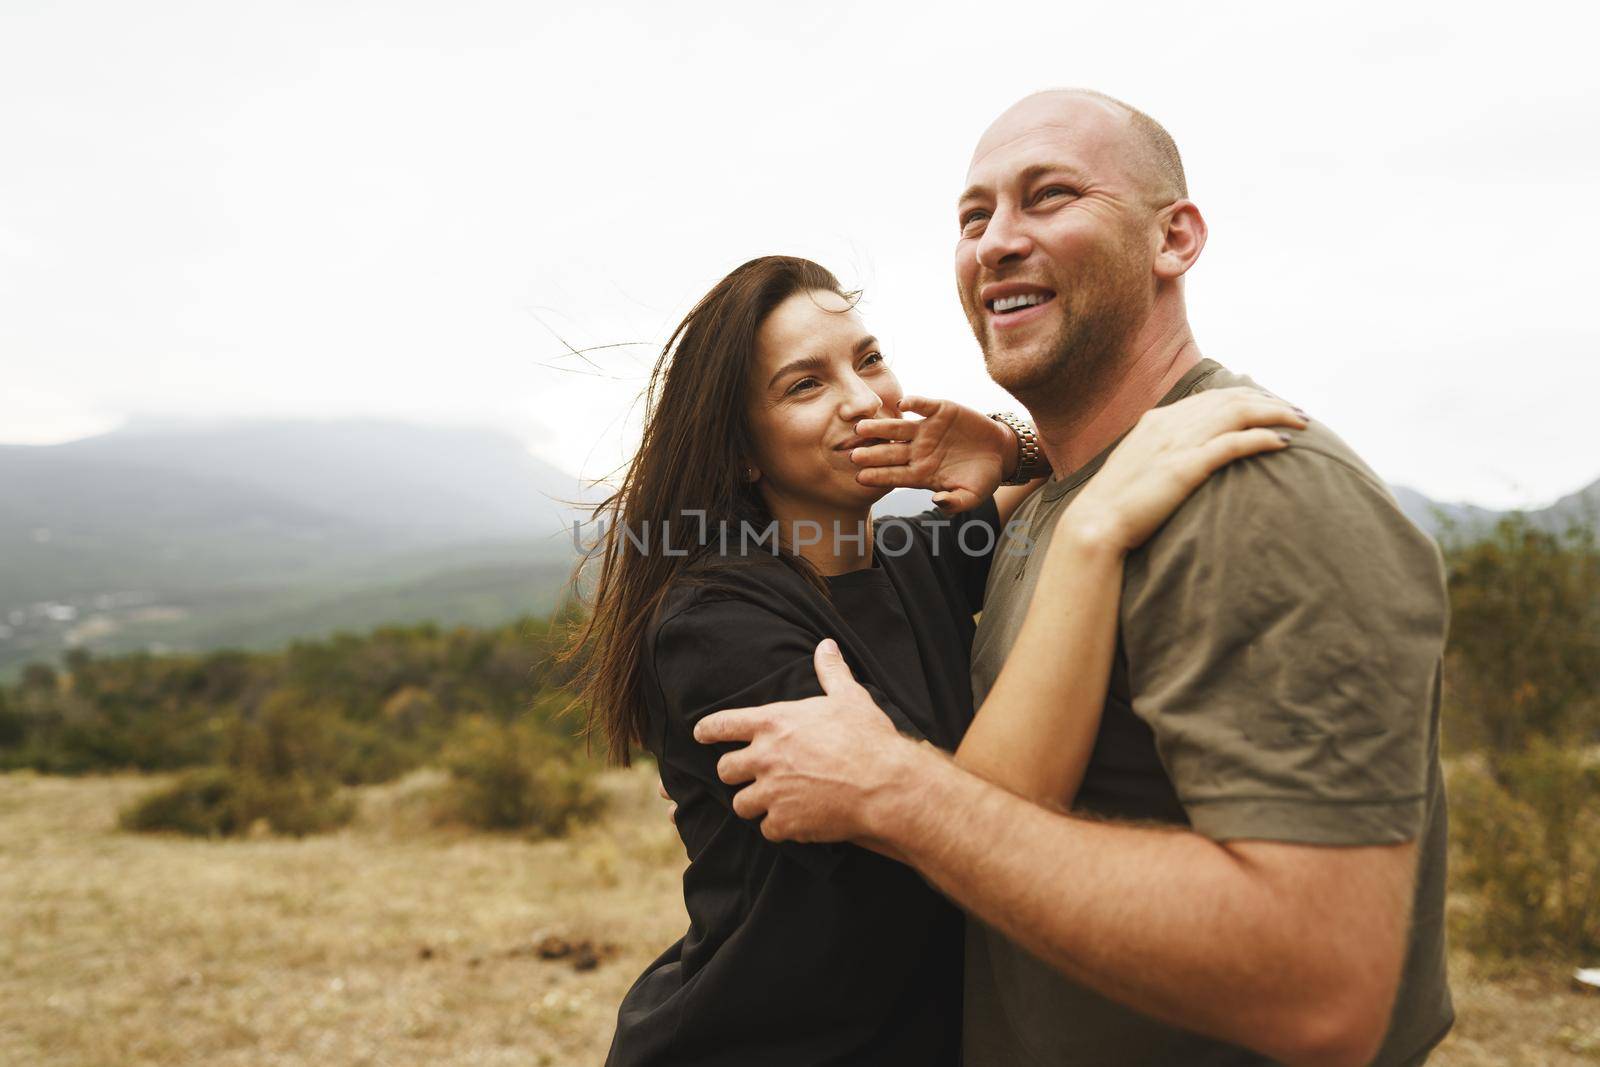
[{"xmin": 1442, "ymin": 514, "xmax": 1600, "ymax": 954}]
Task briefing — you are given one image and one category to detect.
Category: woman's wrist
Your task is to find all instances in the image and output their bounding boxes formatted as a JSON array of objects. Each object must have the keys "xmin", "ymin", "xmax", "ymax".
[
  {"xmin": 992, "ymin": 416, "xmax": 1021, "ymax": 481},
  {"xmin": 988, "ymin": 411, "xmax": 1050, "ymax": 484},
  {"xmin": 1054, "ymin": 506, "xmax": 1131, "ymax": 562}
]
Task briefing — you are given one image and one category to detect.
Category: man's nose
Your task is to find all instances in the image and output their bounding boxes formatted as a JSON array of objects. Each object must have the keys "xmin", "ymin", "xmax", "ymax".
[{"xmin": 976, "ymin": 204, "xmax": 1032, "ymax": 270}]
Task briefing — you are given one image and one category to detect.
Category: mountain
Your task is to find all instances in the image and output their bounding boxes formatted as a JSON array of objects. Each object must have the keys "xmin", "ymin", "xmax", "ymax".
[
  {"xmin": 0, "ymin": 419, "xmax": 601, "ymax": 678},
  {"xmin": 1393, "ymin": 477, "xmax": 1600, "ymax": 540},
  {"xmin": 1, "ymin": 416, "xmax": 1592, "ymax": 681}
]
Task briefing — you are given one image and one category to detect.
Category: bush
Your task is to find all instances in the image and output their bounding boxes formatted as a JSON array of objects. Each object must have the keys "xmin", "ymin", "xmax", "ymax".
[
  {"xmin": 1448, "ymin": 741, "xmax": 1600, "ymax": 956},
  {"xmin": 439, "ymin": 714, "xmax": 603, "ymax": 837},
  {"xmin": 1442, "ymin": 512, "xmax": 1600, "ymax": 956},
  {"xmin": 118, "ymin": 766, "xmax": 355, "ymax": 838},
  {"xmin": 118, "ymin": 767, "xmax": 244, "ymax": 837}
]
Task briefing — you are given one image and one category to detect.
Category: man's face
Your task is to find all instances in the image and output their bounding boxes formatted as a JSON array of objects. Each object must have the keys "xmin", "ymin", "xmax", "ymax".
[{"xmin": 955, "ymin": 94, "xmax": 1163, "ymax": 402}]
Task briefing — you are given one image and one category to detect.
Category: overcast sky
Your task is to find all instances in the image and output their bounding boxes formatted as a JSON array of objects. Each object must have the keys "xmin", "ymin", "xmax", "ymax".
[{"xmin": 3, "ymin": 1, "xmax": 1596, "ymax": 508}]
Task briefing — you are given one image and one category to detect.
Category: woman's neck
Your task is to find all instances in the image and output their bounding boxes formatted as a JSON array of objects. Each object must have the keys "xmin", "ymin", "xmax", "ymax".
[{"xmin": 764, "ymin": 499, "xmax": 875, "ymax": 577}]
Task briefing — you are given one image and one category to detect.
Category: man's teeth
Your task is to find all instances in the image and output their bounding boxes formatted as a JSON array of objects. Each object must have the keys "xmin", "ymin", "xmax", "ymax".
[{"xmin": 992, "ymin": 293, "xmax": 1049, "ymax": 313}]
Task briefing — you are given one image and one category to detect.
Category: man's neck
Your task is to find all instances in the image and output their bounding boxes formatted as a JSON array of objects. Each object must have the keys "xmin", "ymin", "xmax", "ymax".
[{"xmin": 1029, "ymin": 317, "xmax": 1203, "ymax": 478}]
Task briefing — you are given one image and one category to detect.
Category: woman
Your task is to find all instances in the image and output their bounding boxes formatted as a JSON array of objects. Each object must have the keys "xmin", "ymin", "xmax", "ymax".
[{"xmin": 564, "ymin": 256, "xmax": 1302, "ymax": 1065}]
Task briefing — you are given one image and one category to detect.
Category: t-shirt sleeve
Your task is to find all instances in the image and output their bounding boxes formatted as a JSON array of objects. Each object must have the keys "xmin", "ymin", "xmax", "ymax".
[
  {"xmin": 1120, "ymin": 445, "xmax": 1449, "ymax": 845},
  {"xmin": 882, "ymin": 495, "xmax": 1002, "ymax": 614},
  {"xmin": 651, "ymin": 589, "xmax": 925, "ymax": 868}
]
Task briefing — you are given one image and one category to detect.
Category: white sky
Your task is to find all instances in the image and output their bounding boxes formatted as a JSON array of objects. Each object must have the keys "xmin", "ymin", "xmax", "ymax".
[{"xmin": 3, "ymin": 0, "xmax": 1596, "ymax": 509}]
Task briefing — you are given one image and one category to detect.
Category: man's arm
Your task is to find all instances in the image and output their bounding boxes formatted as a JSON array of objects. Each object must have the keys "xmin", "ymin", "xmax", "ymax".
[
  {"xmin": 701, "ymin": 660, "xmax": 1412, "ymax": 1067},
  {"xmin": 872, "ymin": 740, "xmax": 1415, "ymax": 1067}
]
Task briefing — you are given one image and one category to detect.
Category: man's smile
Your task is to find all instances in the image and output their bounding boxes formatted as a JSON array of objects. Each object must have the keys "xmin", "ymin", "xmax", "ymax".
[{"xmin": 980, "ymin": 283, "xmax": 1057, "ymax": 331}]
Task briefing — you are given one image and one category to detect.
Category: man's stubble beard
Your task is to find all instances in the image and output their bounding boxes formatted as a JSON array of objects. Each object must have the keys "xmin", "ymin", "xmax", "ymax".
[{"xmin": 969, "ymin": 233, "xmax": 1153, "ymax": 424}]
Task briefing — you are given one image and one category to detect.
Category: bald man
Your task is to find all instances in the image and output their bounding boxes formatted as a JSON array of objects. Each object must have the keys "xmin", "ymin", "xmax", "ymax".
[{"xmin": 695, "ymin": 91, "xmax": 1452, "ymax": 1067}]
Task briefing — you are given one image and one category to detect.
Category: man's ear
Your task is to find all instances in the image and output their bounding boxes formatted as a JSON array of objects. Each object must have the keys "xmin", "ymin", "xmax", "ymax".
[{"xmin": 1154, "ymin": 199, "xmax": 1207, "ymax": 281}]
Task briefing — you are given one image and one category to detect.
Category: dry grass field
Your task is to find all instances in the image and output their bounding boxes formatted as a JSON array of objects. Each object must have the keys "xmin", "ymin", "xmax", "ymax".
[{"xmin": 2, "ymin": 768, "xmax": 1596, "ymax": 1066}]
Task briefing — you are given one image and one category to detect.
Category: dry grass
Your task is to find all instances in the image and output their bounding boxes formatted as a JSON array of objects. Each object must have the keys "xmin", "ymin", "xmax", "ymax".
[
  {"xmin": 0, "ymin": 766, "xmax": 689, "ymax": 1067},
  {"xmin": 2, "ymin": 769, "xmax": 1596, "ymax": 1066}
]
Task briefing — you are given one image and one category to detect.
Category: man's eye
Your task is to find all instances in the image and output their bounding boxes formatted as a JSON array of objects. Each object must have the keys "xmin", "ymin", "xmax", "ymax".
[
  {"xmin": 861, "ymin": 352, "xmax": 884, "ymax": 367},
  {"xmin": 1037, "ymin": 186, "xmax": 1076, "ymax": 202},
  {"xmin": 960, "ymin": 210, "xmax": 988, "ymax": 231}
]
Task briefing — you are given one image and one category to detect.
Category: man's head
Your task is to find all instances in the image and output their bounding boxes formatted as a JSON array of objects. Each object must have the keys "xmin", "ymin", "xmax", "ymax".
[{"xmin": 955, "ymin": 89, "xmax": 1204, "ymax": 411}]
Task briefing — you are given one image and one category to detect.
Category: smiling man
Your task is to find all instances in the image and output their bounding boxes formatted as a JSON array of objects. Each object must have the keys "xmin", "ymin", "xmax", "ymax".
[{"xmin": 693, "ymin": 90, "xmax": 1454, "ymax": 1066}]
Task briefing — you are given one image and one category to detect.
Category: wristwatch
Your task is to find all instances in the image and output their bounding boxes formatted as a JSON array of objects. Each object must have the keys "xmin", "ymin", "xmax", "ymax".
[{"xmin": 988, "ymin": 411, "xmax": 1052, "ymax": 485}]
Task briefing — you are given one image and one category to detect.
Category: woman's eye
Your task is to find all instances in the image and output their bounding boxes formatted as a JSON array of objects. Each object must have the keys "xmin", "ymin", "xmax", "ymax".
[
  {"xmin": 861, "ymin": 352, "xmax": 884, "ymax": 368},
  {"xmin": 785, "ymin": 378, "xmax": 820, "ymax": 396}
]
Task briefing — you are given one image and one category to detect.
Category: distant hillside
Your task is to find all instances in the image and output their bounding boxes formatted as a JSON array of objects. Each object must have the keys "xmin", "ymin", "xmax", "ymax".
[
  {"xmin": 0, "ymin": 419, "xmax": 599, "ymax": 678},
  {"xmin": 1393, "ymin": 477, "xmax": 1600, "ymax": 539},
  {"xmin": 1, "ymin": 415, "xmax": 1593, "ymax": 681},
  {"xmin": 21, "ymin": 415, "xmax": 592, "ymax": 541}
]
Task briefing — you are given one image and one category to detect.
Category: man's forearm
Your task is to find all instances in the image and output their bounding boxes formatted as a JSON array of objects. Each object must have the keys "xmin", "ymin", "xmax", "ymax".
[{"xmin": 863, "ymin": 742, "xmax": 1407, "ymax": 1067}]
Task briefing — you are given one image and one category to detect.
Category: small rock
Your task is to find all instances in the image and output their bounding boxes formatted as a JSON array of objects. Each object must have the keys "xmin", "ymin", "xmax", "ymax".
[{"xmin": 536, "ymin": 936, "xmax": 572, "ymax": 960}]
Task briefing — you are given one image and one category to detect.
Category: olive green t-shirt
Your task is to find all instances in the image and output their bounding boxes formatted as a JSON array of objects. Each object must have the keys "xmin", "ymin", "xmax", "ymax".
[{"xmin": 964, "ymin": 360, "xmax": 1454, "ymax": 1066}]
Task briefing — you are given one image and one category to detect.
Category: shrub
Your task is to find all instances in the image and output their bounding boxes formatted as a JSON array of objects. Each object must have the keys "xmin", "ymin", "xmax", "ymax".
[
  {"xmin": 118, "ymin": 766, "xmax": 355, "ymax": 838},
  {"xmin": 119, "ymin": 767, "xmax": 244, "ymax": 836},
  {"xmin": 1448, "ymin": 741, "xmax": 1600, "ymax": 956},
  {"xmin": 439, "ymin": 714, "xmax": 603, "ymax": 837},
  {"xmin": 1441, "ymin": 512, "xmax": 1600, "ymax": 956}
]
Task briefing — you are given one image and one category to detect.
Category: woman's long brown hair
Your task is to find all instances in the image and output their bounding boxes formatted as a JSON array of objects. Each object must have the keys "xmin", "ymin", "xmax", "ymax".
[{"xmin": 559, "ymin": 256, "xmax": 854, "ymax": 765}]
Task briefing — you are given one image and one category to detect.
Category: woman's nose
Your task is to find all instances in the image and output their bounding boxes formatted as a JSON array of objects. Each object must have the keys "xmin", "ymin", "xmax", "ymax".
[{"xmin": 839, "ymin": 375, "xmax": 883, "ymax": 421}]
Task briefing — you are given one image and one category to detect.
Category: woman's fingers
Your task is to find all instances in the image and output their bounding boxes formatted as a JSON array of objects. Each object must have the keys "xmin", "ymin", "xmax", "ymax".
[
  {"xmin": 932, "ymin": 488, "xmax": 982, "ymax": 513},
  {"xmin": 855, "ymin": 417, "xmax": 920, "ymax": 441},
  {"xmin": 894, "ymin": 395, "xmax": 943, "ymax": 420},
  {"xmin": 1193, "ymin": 427, "xmax": 1293, "ymax": 473},
  {"xmin": 850, "ymin": 441, "xmax": 913, "ymax": 468},
  {"xmin": 656, "ymin": 776, "xmax": 678, "ymax": 826},
  {"xmin": 1159, "ymin": 389, "xmax": 1306, "ymax": 447},
  {"xmin": 855, "ymin": 464, "xmax": 921, "ymax": 488}
]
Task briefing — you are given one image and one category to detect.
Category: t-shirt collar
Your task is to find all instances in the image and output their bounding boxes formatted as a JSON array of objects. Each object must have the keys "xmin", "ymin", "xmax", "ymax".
[{"xmin": 1040, "ymin": 358, "xmax": 1224, "ymax": 502}]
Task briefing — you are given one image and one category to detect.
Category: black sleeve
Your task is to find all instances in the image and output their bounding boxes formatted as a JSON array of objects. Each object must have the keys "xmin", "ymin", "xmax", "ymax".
[
  {"xmin": 651, "ymin": 591, "xmax": 923, "ymax": 870},
  {"xmin": 880, "ymin": 495, "xmax": 1002, "ymax": 614}
]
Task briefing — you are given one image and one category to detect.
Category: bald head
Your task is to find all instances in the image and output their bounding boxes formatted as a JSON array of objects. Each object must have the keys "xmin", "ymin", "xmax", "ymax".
[{"xmin": 974, "ymin": 89, "xmax": 1187, "ymax": 204}]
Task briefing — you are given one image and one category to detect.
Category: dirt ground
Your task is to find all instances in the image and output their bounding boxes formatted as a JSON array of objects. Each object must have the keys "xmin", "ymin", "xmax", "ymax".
[{"xmin": 2, "ymin": 768, "xmax": 1595, "ymax": 1066}]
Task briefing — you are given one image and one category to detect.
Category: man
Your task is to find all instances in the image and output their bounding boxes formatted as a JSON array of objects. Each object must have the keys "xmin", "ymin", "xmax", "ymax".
[{"xmin": 693, "ymin": 89, "xmax": 1453, "ymax": 1066}]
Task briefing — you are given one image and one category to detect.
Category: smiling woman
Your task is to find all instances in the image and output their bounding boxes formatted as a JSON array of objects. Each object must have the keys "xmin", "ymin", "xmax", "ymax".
[
  {"xmin": 560, "ymin": 257, "xmax": 875, "ymax": 769},
  {"xmin": 560, "ymin": 254, "xmax": 1041, "ymax": 1065},
  {"xmin": 743, "ymin": 288, "xmax": 903, "ymax": 544}
]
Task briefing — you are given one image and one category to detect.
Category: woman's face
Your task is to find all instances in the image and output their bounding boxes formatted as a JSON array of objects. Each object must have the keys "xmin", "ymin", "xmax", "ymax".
[{"xmin": 746, "ymin": 289, "xmax": 902, "ymax": 517}]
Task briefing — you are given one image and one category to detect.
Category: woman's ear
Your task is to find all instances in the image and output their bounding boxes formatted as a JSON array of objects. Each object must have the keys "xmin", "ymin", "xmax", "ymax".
[{"xmin": 743, "ymin": 463, "xmax": 761, "ymax": 483}]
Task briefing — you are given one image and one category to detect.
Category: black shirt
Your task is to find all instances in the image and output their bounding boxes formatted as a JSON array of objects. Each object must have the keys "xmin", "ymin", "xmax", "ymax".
[{"xmin": 605, "ymin": 499, "xmax": 1002, "ymax": 1067}]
